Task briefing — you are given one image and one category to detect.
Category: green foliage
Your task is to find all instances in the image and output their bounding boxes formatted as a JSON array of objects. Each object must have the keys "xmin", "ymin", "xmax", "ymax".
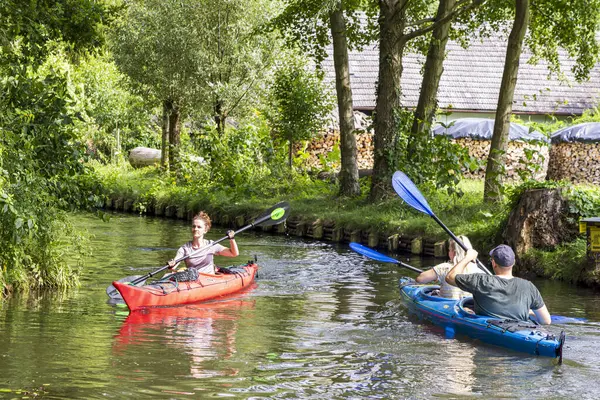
[
  {"xmin": 528, "ymin": 0, "xmax": 600, "ymax": 81},
  {"xmin": 521, "ymin": 238, "xmax": 587, "ymax": 281},
  {"xmin": 267, "ymin": 60, "xmax": 334, "ymax": 166},
  {"xmin": 110, "ymin": 0, "xmax": 282, "ymax": 124},
  {"xmin": 271, "ymin": 0, "xmax": 378, "ymax": 64},
  {"xmin": 393, "ymin": 109, "xmax": 481, "ymax": 197},
  {"xmin": 0, "ymin": 1, "xmax": 111, "ymax": 294},
  {"xmin": 190, "ymin": 113, "xmax": 282, "ymax": 192},
  {"xmin": 70, "ymin": 52, "xmax": 159, "ymax": 161}
]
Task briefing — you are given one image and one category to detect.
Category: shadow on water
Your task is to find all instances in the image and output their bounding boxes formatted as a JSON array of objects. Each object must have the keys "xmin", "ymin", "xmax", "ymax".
[{"xmin": 0, "ymin": 211, "xmax": 599, "ymax": 398}]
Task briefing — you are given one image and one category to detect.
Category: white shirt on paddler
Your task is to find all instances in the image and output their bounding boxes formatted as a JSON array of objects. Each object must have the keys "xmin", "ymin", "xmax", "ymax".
[{"xmin": 174, "ymin": 239, "xmax": 226, "ymax": 274}]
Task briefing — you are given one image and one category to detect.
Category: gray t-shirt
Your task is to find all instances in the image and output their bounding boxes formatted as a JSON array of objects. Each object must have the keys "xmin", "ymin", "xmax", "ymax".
[
  {"xmin": 454, "ymin": 274, "xmax": 545, "ymax": 321},
  {"xmin": 174, "ymin": 240, "xmax": 226, "ymax": 274}
]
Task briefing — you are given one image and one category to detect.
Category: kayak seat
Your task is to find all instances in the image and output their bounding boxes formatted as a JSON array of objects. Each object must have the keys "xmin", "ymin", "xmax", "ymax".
[{"xmin": 458, "ymin": 297, "xmax": 477, "ymax": 317}]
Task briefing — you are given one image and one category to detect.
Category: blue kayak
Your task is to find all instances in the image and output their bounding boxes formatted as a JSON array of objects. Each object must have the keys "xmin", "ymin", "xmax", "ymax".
[{"xmin": 398, "ymin": 278, "xmax": 565, "ymax": 361}]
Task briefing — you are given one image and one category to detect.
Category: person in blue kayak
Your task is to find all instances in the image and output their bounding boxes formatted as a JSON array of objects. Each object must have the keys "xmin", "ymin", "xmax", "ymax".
[
  {"xmin": 415, "ymin": 235, "xmax": 483, "ymax": 299},
  {"xmin": 167, "ymin": 211, "xmax": 239, "ymax": 275},
  {"xmin": 445, "ymin": 245, "xmax": 552, "ymax": 324}
]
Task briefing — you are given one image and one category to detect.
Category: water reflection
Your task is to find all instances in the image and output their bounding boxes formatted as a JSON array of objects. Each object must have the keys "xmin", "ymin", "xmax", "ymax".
[{"xmin": 114, "ymin": 297, "xmax": 255, "ymax": 379}]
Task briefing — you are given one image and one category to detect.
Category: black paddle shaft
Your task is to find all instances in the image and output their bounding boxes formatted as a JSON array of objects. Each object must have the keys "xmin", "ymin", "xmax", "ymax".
[{"xmin": 430, "ymin": 214, "xmax": 493, "ymax": 275}]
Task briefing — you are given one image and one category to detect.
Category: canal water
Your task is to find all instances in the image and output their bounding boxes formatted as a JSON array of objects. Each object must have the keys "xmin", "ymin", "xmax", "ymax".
[{"xmin": 1, "ymin": 212, "xmax": 600, "ymax": 399}]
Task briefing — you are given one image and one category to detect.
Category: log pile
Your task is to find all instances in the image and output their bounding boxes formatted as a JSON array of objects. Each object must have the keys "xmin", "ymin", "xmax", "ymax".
[
  {"xmin": 546, "ymin": 142, "xmax": 600, "ymax": 184},
  {"xmin": 454, "ymin": 138, "xmax": 549, "ymax": 181},
  {"xmin": 297, "ymin": 132, "xmax": 549, "ymax": 181},
  {"xmin": 295, "ymin": 129, "xmax": 374, "ymax": 170}
]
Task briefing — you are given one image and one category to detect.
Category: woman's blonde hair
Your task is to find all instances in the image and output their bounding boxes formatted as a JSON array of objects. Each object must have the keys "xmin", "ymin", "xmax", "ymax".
[
  {"xmin": 192, "ymin": 211, "xmax": 212, "ymax": 232},
  {"xmin": 449, "ymin": 235, "xmax": 472, "ymax": 265}
]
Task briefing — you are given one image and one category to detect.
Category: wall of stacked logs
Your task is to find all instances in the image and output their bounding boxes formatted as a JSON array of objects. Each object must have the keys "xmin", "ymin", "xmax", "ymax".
[
  {"xmin": 297, "ymin": 130, "xmax": 550, "ymax": 181},
  {"xmin": 547, "ymin": 142, "xmax": 600, "ymax": 184}
]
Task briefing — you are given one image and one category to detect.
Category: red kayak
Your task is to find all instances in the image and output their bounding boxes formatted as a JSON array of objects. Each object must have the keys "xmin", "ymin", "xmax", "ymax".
[{"xmin": 112, "ymin": 262, "xmax": 258, "ymax": 311}]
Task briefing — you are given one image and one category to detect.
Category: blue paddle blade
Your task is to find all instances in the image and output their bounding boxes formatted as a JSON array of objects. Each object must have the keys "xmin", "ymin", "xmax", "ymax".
[
  {"xmin": 392, "ymin": 171, "xmax": 434, "ymax": 217},
  {"xmin": 350, "ymin": 242, "xmax": 400, "ymax": 264}
]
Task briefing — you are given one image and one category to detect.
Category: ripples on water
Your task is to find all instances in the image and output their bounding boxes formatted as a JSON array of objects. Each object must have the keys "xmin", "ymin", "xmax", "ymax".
[{"xmin": 1, "ymin": 213, "xmax": 600, "ymax": 399}]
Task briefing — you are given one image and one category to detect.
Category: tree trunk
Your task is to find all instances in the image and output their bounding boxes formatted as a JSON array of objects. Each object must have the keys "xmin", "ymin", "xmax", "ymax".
[
  {"xmin": 330, "ymin": 4, "xmax": 360, "ymax": 197},
  {"xmin": 503, "ymin": 188, "xmax": 578, "ymax": 274},
  {"xmin": 407, "ymin": 0, "xmax": 455, "ymax": 157},
  {"xmin": 484, "ymin": 0, "xmax": 530, "ymax": 203},
  {"xmin": 370, "ymin": 1, "xmax": 406, "ymax": 201},
  {"xmin": 214, "ymin": 99, "xmax": 225, "ymax": 136},
  {"xmin": 161, "ymin": 100, "xmax": 170, "ymax": 169},
  {"xmin": 168, "ymin": 104, "xmax": 181, "ymax": 172}
]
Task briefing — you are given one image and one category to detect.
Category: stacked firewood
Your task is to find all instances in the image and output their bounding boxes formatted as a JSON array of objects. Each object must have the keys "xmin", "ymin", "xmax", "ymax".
[
  {"xmin": 547, "ymin": 142, "xmax": 600, "ymax": 184},
  {"xmin": 295, "ymin": 129, "xmax": 374, "ymax": 170},
  {"xmin": 454, "ymin": 138, "xmax": 549, "ymax": 181},
  {"xmin": 297, "ymin": 132, "xmax": 549, "ymax": 181}
]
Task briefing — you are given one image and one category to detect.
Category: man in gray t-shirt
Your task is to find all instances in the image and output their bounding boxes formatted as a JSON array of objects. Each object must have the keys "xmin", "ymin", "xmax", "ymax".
[{"xmin": 445, "ymin": 244, "xmax": 552, "ymax": 324}]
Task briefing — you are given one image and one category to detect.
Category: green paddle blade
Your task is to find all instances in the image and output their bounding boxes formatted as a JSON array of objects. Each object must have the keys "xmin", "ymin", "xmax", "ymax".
[{"xmin": 254, "ymin": 201, "xmax": 290, "ymax": 227}]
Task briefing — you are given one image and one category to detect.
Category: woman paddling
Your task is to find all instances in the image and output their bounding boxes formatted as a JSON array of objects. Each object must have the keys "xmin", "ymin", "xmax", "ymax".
[
  {"xmin": 415, "ymin": 235, "xmax": 482, "ymax": 299},
  {"xmin": 168, "ymin": 211, "xmax": 239, "ymax": 277}
]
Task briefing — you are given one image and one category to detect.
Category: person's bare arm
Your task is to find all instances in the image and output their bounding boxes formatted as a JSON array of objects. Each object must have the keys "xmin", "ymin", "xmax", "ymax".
[
  {"xmin": 415, "ymin": 269, "xmax": 438, "ymax": 283},
  {"xmin": 445, "ymin": 249, "xmax": 478, "ymax": 286},
  {"xmin": 532, "ymin": 305, "xmax": 552, "ymax": 325},
  {"xmin": 217, "ymin": 230, "xmax": 239, "ymax": 257}
]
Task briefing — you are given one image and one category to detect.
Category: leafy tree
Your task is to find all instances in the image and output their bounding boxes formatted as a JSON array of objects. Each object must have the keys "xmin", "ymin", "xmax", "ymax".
[
  {"xmin": 370, "ymin": 0, "xmax": 484, "ymax": 201},
  {"xmin": 268, "ymin": 60, "xmax": 334, "ymax": 167},
  {"xmin": 407, "ymin": 0, "xmax": 457, "ymax": 156},
  {"xmin": 71, "ymin": 52, "xmax": 159, "ymax": 162},
  {"xmin": 0, "ymin": 0, "xmax": 112, "ymax": 293},
  {"xmin": 273, "ymin": 0, "xmax": 377, "ymax": 197},
  {"xmin": 484, "ymin": 0, "xmax": 600, "ymax": 202},
  {"xmin": 110, "ymin": 0, "xmax": 281, "ymax": 171}
]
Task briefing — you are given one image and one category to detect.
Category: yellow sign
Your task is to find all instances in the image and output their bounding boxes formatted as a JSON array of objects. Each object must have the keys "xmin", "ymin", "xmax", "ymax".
[
  {"xmin": 591, "ymin": 226, "xmax": 600, "ymax": 252},
  {"xmin": 580, "ymin": 221, "xmax": 587, "ymax": 234}
]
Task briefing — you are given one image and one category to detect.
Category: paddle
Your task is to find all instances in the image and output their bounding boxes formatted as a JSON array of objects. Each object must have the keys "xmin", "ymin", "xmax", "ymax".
[
  {"xmin": 391, "ymin": 171, "xmax": 492, "ymax": 275},
  {"xmin": 106, "ymin": 201, "xmax": 290, "ymax": 299},
  {"xmin": 349, "ymin": 242, "xmax": 423, "ymax": 274}
]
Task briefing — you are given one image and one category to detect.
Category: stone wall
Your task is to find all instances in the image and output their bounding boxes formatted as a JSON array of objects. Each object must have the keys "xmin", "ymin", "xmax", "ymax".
[{"xmin": 546, "ymin": 142, "xmax": 600, "ymax": 184}]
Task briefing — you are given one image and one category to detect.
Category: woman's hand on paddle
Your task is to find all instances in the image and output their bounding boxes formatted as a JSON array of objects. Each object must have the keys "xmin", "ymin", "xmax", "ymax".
[
  {"xmin": 168, "ymin": 259, "xmax": 176, "ymax": 269},
  {"xmin": 227, "ymin": 230, "xmax": 235, "ymax": 240},
  {"xmin": 465, "ymin": 249, "xmax": 478, "ymax": 262}
]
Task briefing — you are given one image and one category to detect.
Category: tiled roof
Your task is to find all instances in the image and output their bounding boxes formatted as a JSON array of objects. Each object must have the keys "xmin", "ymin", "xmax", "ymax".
[{"xmin": 322, "ymin": 35, "xmax": 600, "ymax": 116}]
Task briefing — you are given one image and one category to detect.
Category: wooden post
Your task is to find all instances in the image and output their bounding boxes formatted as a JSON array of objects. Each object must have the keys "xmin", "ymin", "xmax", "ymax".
[
  {"xmin": 368, "ymin": 231, "xmax": 378, "ymax": 248},
  {"xmin": 434, "ymin": 240, "xmax": 448, "ymax": 258},
  {"xmin": 411, "ymin": 237, "xmax": 423, "ymax": 255},
  {"xmin": 332, "ymin": 226, "xmax": 344, "ymax": 242},
  {"xmin": 388, "ymin": 234, "xmax": 400, "ymax": 251},
  {"xmin": 312, "ymin": 220, "xmax": 324, "ymax": 239}
]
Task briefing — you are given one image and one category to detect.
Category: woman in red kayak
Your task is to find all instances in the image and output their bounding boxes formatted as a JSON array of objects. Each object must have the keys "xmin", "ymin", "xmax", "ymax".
[{"xmin": 168, "ymin": 211, "xmax": 239, "ymax": 275}]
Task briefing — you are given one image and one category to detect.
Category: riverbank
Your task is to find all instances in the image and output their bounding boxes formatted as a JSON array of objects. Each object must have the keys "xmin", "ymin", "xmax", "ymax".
[{"xmin": 94, "ymin": 163, "xmax": 600, "ymax": 289}]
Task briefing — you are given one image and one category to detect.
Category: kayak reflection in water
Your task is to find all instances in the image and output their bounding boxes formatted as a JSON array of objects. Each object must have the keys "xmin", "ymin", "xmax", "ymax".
[
  {"xmin": 114, "ymin": 299, "xmax": 255, "ymax": 379},
  {"xmin": 446, "ymin": 245, "xmax": 552, "ymax": 325},
  {"xmin": 168, "ymin": 211, "xmax": 239, "ymax": 276},
  {"xmin": 415, "ymin": 235, "xmax": 483, "ymax": 299}
]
